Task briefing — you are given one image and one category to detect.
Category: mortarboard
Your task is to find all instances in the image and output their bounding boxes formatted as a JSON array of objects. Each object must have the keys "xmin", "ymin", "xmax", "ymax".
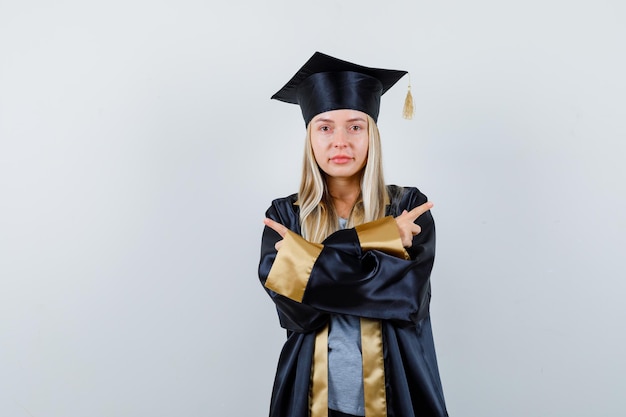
[{"xmin": 271, "ymin": 52, "xmax": 413, "ymax": 126}]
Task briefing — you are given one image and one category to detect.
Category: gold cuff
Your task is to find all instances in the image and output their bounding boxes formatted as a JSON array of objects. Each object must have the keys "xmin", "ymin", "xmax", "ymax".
[
  {"xmin": 264, "ymin": 230, "xmax": 323, "ymax": 302},
  {"xmin": 355, "ymin": 216, "xmax": 409, "ymax": 260}
]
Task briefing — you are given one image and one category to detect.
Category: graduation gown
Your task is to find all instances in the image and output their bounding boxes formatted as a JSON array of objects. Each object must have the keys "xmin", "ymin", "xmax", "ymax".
[{"xmin": 259, "ymin": 185, "xmax": 448, "ymax": 417}]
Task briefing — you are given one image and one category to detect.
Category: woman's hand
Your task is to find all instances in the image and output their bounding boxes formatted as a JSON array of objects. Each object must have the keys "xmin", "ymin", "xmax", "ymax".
[
  {"xmin": 264, "ymin": 218, "xmax": 288, "ymax": 251},
  {"xmin": 265, "ymin": 201, "xmax": 433, "ymax": 251},
  {"xmin": 395, "ymin": 202, "xmax": 433, "ymax": 248}
]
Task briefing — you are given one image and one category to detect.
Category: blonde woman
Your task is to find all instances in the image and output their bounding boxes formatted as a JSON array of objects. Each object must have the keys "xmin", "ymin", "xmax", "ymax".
[{"xmin": 259, "ymin": 52, "xmax": 448, "ymax": 417}]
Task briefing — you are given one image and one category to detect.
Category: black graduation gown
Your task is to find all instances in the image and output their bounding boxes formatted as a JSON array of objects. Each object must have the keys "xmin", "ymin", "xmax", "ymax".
[{"xmin": 258, "ymin": 185, "xmax": 448, "ymax": 417}]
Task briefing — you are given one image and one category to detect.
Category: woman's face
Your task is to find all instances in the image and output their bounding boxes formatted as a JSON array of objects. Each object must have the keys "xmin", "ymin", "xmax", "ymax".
[{"xmin": 310, "ymin": 109, "xmax": 369, "ymax": 182}]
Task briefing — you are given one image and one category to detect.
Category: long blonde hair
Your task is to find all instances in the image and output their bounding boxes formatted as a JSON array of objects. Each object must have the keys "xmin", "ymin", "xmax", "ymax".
[{"xmin": 298, "ymin": 115, "xmax": 387, "ymax": 242}]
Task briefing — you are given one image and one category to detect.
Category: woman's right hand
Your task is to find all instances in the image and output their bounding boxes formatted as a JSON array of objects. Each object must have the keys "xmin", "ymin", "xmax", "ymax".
[
  {"xmin": 395, "ymin": 202, "xmax": 433, "ymax": 248},
  {"xmin": 264, "ymin": 217, "xmax": 288, "ymax": 251}
]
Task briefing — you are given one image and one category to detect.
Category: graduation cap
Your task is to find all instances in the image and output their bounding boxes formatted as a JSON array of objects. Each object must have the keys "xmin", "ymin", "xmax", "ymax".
[{"xmin": 271, "ymin": 51, "xmax": 413, "ymax": 126}]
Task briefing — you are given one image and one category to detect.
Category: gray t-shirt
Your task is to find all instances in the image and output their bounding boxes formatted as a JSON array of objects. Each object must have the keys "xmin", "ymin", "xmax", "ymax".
[{"xmin": 328, "ymin": 218, "xmax": 365, "ymax": 416}]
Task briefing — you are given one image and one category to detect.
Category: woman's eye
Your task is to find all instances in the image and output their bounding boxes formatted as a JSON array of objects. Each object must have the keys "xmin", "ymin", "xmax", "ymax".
[
  {"xmin": 320, "ymin": 126, "xmax": 330, "ymax": 132},
  {"xmin": 350, "ymin": 125, "xmax": 362, "ymax": 131}
]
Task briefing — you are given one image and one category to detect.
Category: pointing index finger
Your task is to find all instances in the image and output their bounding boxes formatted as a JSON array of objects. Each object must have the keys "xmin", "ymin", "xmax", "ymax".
[
  {"xmin": 264, "ymin": 217, "xmax": 289, "ymax": 238},
  {"xmin": 406, "ymin": 202, "xmax": 434, "ymax": 221}
]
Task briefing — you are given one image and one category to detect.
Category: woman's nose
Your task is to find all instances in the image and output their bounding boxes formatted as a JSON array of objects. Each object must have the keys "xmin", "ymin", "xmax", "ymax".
[{"xmin": 333, "ymin": 130, "xmax": 348, "ymax": 147}]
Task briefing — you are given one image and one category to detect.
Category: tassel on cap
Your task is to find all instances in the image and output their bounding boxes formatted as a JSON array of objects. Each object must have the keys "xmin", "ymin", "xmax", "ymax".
[{"xmin": 402, "ymin": 74, "xmax": 414, "ymax": 120}]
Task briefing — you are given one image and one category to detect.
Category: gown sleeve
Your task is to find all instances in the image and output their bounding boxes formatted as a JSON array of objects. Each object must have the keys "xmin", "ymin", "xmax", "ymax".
[
  {"xmin": 259, "ymin": 200, "xmax": 329, "ymax": 334},
  {"xmin": 260, "ymin": 188, "xmax": 435, "ymax": 326}
]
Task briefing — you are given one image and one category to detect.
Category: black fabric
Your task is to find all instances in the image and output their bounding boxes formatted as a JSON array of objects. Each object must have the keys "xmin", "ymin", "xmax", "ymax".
[
  {"xmin": 297, "ymin": 71, "xmax": 383, "ymax": 125},
  {"xmin": 271, "ymin": 52, "xmax": 407, "ymax": 125},
  {"xmin": 258, "ymin": 185, "xmax": 449, "ymax": 417},
  {"xmin": 329, "ymin": 409, "xmax": 361, "ymax": 417}
]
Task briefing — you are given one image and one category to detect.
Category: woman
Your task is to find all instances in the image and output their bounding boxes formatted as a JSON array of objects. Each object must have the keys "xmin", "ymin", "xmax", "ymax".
[{"xmin": 259, "ymin": 52, "xmax": 448, "ymax": 417}]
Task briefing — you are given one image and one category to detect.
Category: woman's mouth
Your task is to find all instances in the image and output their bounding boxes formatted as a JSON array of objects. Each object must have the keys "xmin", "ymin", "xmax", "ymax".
[{"xmin": 330, "ymin": 155, "xmax": 353, "ymax": 164}]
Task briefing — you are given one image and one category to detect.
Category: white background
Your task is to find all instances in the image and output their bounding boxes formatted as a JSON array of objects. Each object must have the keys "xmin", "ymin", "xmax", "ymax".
[{"xmin": 1, "ymin": 1, "xmax": 625, "ymax": 416}]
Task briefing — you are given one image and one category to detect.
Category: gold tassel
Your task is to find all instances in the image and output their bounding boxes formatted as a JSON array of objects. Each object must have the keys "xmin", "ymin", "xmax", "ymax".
[{"xmin": 402, "ymin": 74, "xmax": 414, "ymax": 120}]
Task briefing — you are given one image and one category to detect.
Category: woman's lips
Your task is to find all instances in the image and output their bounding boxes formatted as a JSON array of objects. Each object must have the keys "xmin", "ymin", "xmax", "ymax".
[{"xmin": 330, "ymin": 155, "xmax": 353, "ymax": 164}]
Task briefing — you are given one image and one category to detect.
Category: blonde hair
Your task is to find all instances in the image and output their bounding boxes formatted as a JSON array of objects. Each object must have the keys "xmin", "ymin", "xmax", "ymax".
[{"xmin": 298, "ymin": 115, "xmax": 387, "ymax": 242}]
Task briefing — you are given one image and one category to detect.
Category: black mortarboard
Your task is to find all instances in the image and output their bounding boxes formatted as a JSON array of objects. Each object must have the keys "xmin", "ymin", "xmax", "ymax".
[{"xmin": 271, "ymin": 52, "xmax": 410, "ymax": 126}]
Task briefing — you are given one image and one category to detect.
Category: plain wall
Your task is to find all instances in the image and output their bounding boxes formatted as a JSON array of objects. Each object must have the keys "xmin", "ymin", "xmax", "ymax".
[{"xmin": 1, "ymin": 0, "xmax": 625, "ymax": 416}]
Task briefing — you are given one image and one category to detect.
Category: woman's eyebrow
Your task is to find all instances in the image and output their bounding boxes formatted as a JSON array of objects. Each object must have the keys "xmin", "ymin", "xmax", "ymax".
[{"xmin": 346, "ymin": 118, "xmax": 367, "ymax": 123}]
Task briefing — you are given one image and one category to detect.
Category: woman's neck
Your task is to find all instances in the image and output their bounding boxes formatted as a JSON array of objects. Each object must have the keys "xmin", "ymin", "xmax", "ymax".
[{"xmin": 327, "ymin": 177, "xmax": 361, "ymax": 219}]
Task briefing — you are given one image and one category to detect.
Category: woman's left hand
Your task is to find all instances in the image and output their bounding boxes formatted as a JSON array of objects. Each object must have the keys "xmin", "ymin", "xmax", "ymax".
[
  {"xmin": 395, "ymin": 202, "xmax": 433, "ymax": 248},
  {"xmin": 264, "ymin": 218, "xmax": 288, "ymax": 251}
]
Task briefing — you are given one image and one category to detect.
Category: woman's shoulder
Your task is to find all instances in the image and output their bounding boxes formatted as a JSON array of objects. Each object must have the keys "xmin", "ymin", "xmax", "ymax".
[
  {"xmin": 386, "ymin": 184, "xmax": 428, "ymax": 204},
  {"xmin": 264, "ymin": 193, "xmax": 300, "ymax": 224},
  {"xmin": 385, "ymin": 184, "xmax": 429, "ymax": 215},
  {"xmin": 268, "ymin": 192, "xmax": 299, "ymax": 208}
]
